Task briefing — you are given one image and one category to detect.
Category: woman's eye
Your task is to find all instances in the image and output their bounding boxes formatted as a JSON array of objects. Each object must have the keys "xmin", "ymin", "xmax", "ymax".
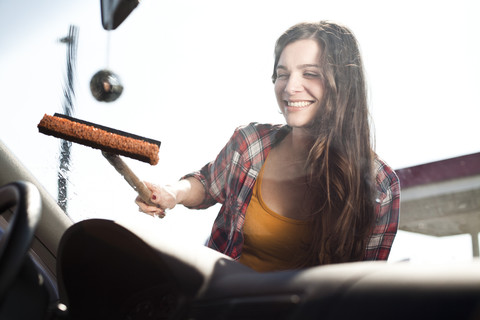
[
  {"xmin": 304, "ymin": 72, "xmax": 320, "ymax": 78},
  {"xmin": 276, "ymin": 73, "xmax": 288, "ymax": 79}
]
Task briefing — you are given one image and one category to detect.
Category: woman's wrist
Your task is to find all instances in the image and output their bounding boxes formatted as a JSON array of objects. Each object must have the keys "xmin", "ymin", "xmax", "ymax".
[
  {"xmin": 169, "ymin": 180, "xmax": 191, "ymax": 205},
  {"xmin": 175, "ymin": 177, "xmax": 205, "ymax": 207}
]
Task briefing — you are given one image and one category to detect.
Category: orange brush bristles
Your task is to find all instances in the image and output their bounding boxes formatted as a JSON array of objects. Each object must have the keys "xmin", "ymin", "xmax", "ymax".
[{"xmin": 38, "ymin": 114, "xmax": 160, "ymax": 165}]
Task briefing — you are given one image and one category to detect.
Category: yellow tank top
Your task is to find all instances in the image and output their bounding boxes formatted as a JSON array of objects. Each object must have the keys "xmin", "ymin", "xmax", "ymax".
[{"xmin": 239, "ymin": 160, "xmax": 313, "ymax": 272}]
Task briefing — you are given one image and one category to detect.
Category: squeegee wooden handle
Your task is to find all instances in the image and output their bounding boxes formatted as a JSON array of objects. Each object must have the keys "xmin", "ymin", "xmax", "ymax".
[{"xmin": 102, "ymin": 151, "xmax": 155, "ymax": 206}]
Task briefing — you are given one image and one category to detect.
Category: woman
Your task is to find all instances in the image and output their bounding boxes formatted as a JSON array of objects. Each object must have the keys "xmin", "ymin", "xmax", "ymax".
[{"xmin": 136, "ymin": 21, "xmax": 400, "ymax": 272}]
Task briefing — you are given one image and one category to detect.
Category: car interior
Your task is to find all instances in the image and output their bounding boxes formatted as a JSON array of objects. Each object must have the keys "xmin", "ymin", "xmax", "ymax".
[
  {"xmin": 2, "ymin": 137, "xmax": 480, "ymax": 319},
  {"xmin": 1, "ymin": 1, "xmax": 480, "ymax": 320}
]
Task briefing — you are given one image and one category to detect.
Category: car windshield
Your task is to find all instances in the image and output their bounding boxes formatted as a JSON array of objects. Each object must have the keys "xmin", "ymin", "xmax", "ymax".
[{"xmin": 1, "ymin": 0, "xmax": 479, "ymax": 263}]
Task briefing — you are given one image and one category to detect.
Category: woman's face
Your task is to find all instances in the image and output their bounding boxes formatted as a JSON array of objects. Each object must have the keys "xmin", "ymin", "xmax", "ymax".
[{"xmin": 274, "ymin": 39, "xmax": 324, "ymax": 130}]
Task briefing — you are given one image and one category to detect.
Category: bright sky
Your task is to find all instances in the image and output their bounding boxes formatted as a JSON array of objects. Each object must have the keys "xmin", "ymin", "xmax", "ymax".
[{"xmin": 0, "ymin": 0, "xmax": 479, "ymax": 263}]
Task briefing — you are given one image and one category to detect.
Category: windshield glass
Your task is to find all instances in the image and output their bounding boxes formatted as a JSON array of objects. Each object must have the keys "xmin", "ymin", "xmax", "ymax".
[{"xmin": 1, "ymin": 0, "xmax": 479, "ymax": 263}]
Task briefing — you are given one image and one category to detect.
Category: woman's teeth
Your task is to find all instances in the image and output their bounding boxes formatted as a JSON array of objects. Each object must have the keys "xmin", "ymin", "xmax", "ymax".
[{"xmin": 288, "ymin": 101, "xmax": 312, "ymax": 107}]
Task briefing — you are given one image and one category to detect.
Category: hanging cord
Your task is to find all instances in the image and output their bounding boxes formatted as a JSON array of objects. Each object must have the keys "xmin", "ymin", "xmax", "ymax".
[{"xmin": 57, "ymin": 25, "xmax": 79, "ymax": 214}]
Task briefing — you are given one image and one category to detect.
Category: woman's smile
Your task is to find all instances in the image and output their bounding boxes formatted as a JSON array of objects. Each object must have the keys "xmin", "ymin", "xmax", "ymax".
[
  {"xmin": 284, "ymin": 100, "xmax": 315, "ymax": 112},
  {"xmin": 285, "ymin": 100, "xmax": 315, "ymax": 109}
]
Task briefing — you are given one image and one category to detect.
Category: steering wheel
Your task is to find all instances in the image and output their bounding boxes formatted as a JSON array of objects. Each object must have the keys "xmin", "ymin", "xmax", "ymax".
[{"xmin": 0, "ymin": 181, "xmax": 41, "ymax": 301}]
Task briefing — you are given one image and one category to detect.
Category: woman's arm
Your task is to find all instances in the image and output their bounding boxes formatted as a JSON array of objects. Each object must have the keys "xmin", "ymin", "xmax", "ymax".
[{"xmin": 364, "ymin": 158, "xmax": 401, "ymax": 260}]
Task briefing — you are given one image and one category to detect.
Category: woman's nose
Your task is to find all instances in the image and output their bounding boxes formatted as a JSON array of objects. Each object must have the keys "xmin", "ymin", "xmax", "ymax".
[{"xmin": 284, "ymin": 75, "xmax": 302, "ymax": 94}]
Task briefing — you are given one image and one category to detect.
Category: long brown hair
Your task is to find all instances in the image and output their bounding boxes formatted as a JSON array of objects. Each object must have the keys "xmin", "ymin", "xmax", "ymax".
[{"xmin": 272, "ymin": 21, "xmax": 376, "ymax": 266}]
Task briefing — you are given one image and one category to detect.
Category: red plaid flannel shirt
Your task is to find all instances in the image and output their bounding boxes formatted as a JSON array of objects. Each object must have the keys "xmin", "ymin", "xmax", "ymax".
[{"xmin": 184, "ymin": 123, "xmax": 400, "ymax": 263}]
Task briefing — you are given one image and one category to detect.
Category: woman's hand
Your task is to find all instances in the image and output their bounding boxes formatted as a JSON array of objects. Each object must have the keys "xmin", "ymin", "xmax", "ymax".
[
  {"xmin": 135, "ymin": 178, "xmax": 206, "ymax": 218},
  {"xmin": 135, "ymin": 182, "xmax": 178, "ymax": 218}
]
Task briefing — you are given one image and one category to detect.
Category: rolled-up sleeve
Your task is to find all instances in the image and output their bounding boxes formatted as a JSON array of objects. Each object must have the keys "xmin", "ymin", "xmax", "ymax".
[
  {"xmin": 364, "ymin": 158, "xmax": 401, "ymax": 261},
  {"xmin": 181, "ymin": 127, "xmax": 243, "ymax": 209}
]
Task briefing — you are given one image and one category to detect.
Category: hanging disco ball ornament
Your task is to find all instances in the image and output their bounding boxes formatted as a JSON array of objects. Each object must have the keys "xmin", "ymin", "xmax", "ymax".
[{"xmin": 90, "ymin": 69, "xmax": 123, "ymax": 102}]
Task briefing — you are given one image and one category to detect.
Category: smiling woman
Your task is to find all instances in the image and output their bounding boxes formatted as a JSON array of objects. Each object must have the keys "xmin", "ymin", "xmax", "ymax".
[{"xmin": 136, "ymin": 21, "xmax": 400, "ymax": 272}]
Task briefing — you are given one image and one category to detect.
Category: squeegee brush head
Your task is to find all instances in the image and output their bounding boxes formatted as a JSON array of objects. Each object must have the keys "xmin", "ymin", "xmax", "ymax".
[{"xmin": 38, "ymin": 113, "xmax": 160, "ymax": 165}]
